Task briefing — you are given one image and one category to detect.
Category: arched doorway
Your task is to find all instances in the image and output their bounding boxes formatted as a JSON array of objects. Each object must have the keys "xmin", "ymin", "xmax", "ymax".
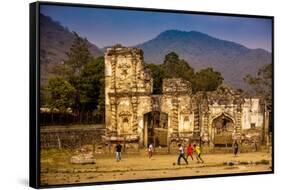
[
  {"xmin": 143, "ymin": 111, "xmax": 168, "ymax": 148},
  {"xmin": 212, "ymin": 113, "xmax": 235, "ymax": 148}
]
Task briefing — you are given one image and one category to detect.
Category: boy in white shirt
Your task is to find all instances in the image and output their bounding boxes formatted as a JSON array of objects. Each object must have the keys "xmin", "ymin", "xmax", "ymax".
[{"xmin": 177, "ymin": 144, "xmax": 188, "ymax": 165}]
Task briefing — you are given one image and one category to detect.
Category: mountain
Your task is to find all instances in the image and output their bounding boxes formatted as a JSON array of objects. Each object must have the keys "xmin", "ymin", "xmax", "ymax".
[
  {"xmin": 136, "ymin": 30, "xmax": 272, "ymax": 90},
  {"xmin": 40, "ymin": 13, "xmax": 103, "ymax": 84}
]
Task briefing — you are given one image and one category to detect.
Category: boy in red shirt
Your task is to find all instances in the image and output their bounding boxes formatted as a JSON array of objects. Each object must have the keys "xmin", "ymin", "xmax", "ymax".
[{"xmin": 186, "ymin": 143, "xmax": 194, "ymax": 160}]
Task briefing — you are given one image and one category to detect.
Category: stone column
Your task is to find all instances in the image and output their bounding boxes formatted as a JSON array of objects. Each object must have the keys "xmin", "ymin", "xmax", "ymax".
[
  {"xmin": 193, "ymin": 104, "xmax": 200, "ymax": 139},
  {"xmin": 110, "ymin": 97, "xmax": 117, "ymax": 136},
  {"xmin": 111, "ymin": 57, "xmax": 117, "ymax": 90},
  {"xmin": 131, "ymin": 96, "xmax": 139, "ymax": 134},
  {"xmin": 208, "ymin": 116, "xmax": 214, "ymax": 149},
  {"xmin": 131, "ymin": 57, "xmax": 137, "ymax": 92},
  {"xmin": 201, "ymin": 112, "xmax": 209, "ymax": 137},
  {"xmin": 171, "ymin": 97, "xmax": 179, "ymax": 134}
]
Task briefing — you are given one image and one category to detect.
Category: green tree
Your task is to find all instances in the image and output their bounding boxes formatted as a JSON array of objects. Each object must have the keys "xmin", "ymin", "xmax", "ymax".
[
  {"xmin": 79, "ymin": 56, "xmax": 105, "ymax": 111},
  {"xmin": 154, "ymin": 52, "xmax": 223, "ymax": 93},
  {"xmin": 45, "ymin": 77, "xmax": 76, "ymax": 112},
  {"xmin": 97, "ymin": 73, "xmax": 105, "ymax": 123},
  {"xmin": 63, "ymin": 33, "xmax": 92, "ymax": 116},
  {"xmin": 192, "ymin": 68, "xmax": 223, "ymax": 92},
  {"xmin": 146, "ymin": 63, "xmax": 165, "ymax": 94},
  {"xmin": 42, "ymin": 34, "xmax": 106, "ymax": 123},
  {"xmin": 49, "ymin": 62, "xmax": 73, "ymax": 79},
  {"xmin": 161, "ymin": 52, "xmax": 194, "ymax": 82},
  {"xmin": 65, "ymin": 32, "xmax": 91, "ymax": 76},
  {"xmin": 244, "ymin": 63, "xmax": 272, "ymax": 104}
]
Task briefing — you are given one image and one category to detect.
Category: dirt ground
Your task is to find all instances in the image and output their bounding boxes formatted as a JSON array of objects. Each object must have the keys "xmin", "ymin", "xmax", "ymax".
[{"xmin": 40, "ymin": 149, "xmax": 272, "ymax": 186}]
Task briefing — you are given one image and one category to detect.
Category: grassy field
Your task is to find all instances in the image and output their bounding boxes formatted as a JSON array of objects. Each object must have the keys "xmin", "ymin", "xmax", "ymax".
[{"xmin": 40, "ymin": 148, "xmax": 272, "ymax": 186}]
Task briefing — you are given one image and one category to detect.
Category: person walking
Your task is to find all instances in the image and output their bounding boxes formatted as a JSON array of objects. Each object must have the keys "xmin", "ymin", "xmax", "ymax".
[
  {"xmin": 115, "ymin": 142, "xmax": 122, "ymax": 161},
  {"xmin": 148, "ymin": 143, "xmax": 154, "ymax": 159},
  {"xmin": 186, "ymin": 143, "xmax": 194, "ymax": 161},
  {"xmin": 233, "ymin": 140, "xmax": 239, "ymax": 156},
  {"xmin": 177, "ymin": 144, "xmax": 188, "ymax": 165},
  {"xmin": 194, "ymin": 143, "xmax": 204, "ymax": 163}
]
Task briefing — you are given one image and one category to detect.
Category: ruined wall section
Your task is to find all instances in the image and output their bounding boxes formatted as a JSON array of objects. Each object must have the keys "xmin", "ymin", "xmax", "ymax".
[
  {"xmin": 242, "ymin": 99, "xmax": 264, "ymax": 130},
  {"xmin": 161, "ymin": 78, "xmax": 192, "ymax": 149},
  {"xmin": 104, "ymin": 45, "xmax": 152, "ymax": 149},
  {"xmin": 40, "ymin": 126, "xmax": 105, "ymax": 149},
  {"xmin": 104, "ymin": 45, "xmax": 268, "ymax": 153},
  {"xmin": 190, "ymin": 85, "xmax": 244, "ymax": 149},
  {"xmin": 240, "ymin": 98, "xmax": 265, "ymax": 148},
  {"xmin": 191, "ymin": 85, "xmax": 267, "ymax": 151}
]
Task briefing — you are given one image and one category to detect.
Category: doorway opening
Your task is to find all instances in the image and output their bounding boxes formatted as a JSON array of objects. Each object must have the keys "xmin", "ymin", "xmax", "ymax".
[
  {"xmin": 212, "ymin": 113, "xmax": 234, "ymax": 147},
  {"xmin": 143, "ymin": 111, "xmax": 168, "ymax": 148}
]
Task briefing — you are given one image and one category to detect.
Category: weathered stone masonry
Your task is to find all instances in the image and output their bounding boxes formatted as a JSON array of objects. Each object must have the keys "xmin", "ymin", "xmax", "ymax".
[
  {"xmin": 40, "ymin": 126, "xmax": 105, "ymax": 149},
  {"xmin": 104, "ymin": 45, "xmax": 270, "ymax": 152}
]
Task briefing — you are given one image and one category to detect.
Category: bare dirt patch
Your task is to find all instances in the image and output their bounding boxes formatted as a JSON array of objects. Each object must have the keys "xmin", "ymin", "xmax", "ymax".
[{"xmin": 40, "ymin": 149, "xmax": 272, "ymax": 186}]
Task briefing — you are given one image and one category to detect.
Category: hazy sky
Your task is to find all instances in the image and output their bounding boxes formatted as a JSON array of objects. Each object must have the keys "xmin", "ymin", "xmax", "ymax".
[{"xmin": 40, "ymin": 4, "xmax": 272, "ymax": 52}]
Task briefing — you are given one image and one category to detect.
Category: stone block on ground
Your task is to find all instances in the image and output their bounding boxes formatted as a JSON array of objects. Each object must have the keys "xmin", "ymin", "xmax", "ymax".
[{"xmin": 70, "ymin": 152, "xmax": 95, "ymax": 164}]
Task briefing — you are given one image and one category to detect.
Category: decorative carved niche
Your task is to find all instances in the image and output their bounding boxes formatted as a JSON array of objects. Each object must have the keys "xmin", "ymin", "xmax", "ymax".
[
  {"xmin": 123, "ymin": 117, "xmax": 129, "ymax": 123},
  {"xmin": 118, "ymin": 62, "xmax": 131, "ymax": 80},
  {"xmin": 131, "ymin": 96, "xmax": 138, "ymax": 104},
  {"xmin": 119, "ymin": 111, "xmax": 132, "ymax": 118},
  {"xmin": 184, "ymin": 115, "xmax": 189, "ymax": 121}
]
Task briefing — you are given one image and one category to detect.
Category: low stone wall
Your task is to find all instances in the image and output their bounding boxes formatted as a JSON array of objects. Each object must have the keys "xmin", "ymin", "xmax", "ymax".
[
  {"xmin": 40, "ymin": 125, "xmax": 270, "ymax": 154},
  {"xmin": 40, "ymin": 125, "xmax": 106, "ymax": 149}
]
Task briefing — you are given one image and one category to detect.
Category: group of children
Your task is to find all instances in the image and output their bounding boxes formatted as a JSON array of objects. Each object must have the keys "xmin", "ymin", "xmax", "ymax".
[
  {"xmin": 147, "ymin": 142, "xmax": 204, "ymax": 165},
  {"xmin": 177, "ymin": 143, "xmax": 204, "ymax": 165},
  {"xmin": 115, "ymin": 142, "xmax": 204, "ymax": 164},
  {"xmin": 114, "ymin": 141, "xmax": 241, "ymax": 164}
]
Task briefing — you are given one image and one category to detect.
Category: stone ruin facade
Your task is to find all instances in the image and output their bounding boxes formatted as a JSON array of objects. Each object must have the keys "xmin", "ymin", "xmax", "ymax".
[{"xmin": 103, "ymin": 45, "xmax": 270, "ymax": 153}]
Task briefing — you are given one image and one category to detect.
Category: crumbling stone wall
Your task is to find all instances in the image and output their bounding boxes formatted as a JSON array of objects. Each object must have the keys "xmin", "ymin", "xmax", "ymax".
[
  {"xmin": 160, "ymin": 78, "xmax": 193, "ymax": 151},
  {"xmin": 40, "ymin": 125, "xmax": 105, "ymax": 149},
  {"xmin": 104, "ymin": 45, "xmax": 152, "ymax": 149},
  {"xmin": 104, "ymin": 45, "xmax": 269, "ymax": 153}
]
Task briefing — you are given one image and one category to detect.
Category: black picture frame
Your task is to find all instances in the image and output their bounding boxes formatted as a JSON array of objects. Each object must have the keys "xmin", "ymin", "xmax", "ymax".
[{"xmin": 30, "ymin": 1, "xmax": 274, "ymax": 188}]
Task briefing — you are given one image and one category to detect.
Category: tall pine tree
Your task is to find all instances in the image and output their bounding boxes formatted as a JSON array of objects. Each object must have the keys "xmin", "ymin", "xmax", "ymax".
[
  {"xmin": 63, "ymin": 33, "xmax": 92, "ymax": 119},
  {"xmin": 65, "ymin": 32, "xmax": 91, "ymax": 76}
]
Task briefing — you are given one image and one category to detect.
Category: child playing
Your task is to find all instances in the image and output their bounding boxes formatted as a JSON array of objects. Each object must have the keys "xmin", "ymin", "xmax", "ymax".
[
  {"xmin": 148, "ymin": 143, "xmax": 154, "ymax": 159},
  {"xmin": 193, "ymin": 143, "xmax": 204, "ymax": 163},
  {"xmin": 177, "ymin": 144, "xmax": 188, "ymax": 165},
  {"xmin": 186, "ymin": 143, "xmax": 194, "ymax": 160}
]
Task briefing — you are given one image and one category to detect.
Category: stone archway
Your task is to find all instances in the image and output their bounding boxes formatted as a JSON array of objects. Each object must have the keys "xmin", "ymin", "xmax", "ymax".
[
  {"xmin": 211, "ymin": 113, "xmax": 235, "ymax": 148},
  {"xmin": 143, "ymin": 111, "xmax": 168, "ymax": 148}
]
